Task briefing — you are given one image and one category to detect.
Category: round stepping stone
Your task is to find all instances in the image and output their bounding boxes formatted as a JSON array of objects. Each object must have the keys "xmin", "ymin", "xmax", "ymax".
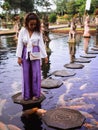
[
  {"xmin": 64, "ymin": 63, "xmax": 84, "ymax": 69},
  {"xmin": 41, "ymin": 78, "xmax": 63, "ymax": 89},
  {"xmin": 74, "ymin": 58, "xmax": 91, "ymax": 63},
  {"xmin": 87, "ymin": 51, "xmax": 98, "ymax": 54},
  {"xmin": 42, "ymin": 108, "xmax": 85, "ymax": 130},
  {"xmin": 12, "ymin": 92, "xmax": 45, "ymax": 105},
  {"xmin": 52, "ymin": 70, "xmax": 76, "ymax": 77},
  {"xmin": 91, "ymin": 47, "xmax": 98, "ymax": 51},
  {"xmin": 80, "ymin": 54, "xmax": 96, "ymax": 58}
]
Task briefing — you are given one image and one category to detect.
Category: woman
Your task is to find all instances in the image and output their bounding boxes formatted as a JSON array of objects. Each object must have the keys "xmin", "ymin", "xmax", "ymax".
[{"xmin": 16, "ymin": 12, "xmax": 48, "ymax": 101}]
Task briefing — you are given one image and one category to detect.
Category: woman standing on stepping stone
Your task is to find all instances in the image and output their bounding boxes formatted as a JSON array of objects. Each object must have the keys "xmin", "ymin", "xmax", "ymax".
[
  {"xmin": 16, "ymin": 12, "xmax": 48, "ymax": 101},
  {"xmin": 83, "ymin": 15, "xmax": 91, "ymax": 54}
]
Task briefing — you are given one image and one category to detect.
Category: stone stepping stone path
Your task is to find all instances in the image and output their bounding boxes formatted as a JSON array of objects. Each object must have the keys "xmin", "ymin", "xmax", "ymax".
[
  {"xmin": 12, "ymin": 92, "xmax": 45, "ymax": 105},
  {"xmin": 80, "ymin": 54, "xmax": 96, "ymax": 58},
  {"xmin": 74, "ymin": 58, "xmax": 91, "ymax": 63},
  {"xmin": 42, "ymin": 108, "xmax": 85, "ymax": 130},
  {"xmin": 51, "ymin": 70, "xmax": 76, "ymax": 77},
  {"xmin": 41, "ymin": 78, "xmax": 63, "ymax": 89},
  {"xmin": 64, "ymin": 63, "xmax": 84, "ymax": 69}
]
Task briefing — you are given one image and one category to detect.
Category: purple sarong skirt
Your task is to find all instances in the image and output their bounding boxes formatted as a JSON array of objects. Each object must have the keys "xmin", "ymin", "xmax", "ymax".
[{"xmin": 22, "ymin": 46, "xmax": 41, "ymax": 100}]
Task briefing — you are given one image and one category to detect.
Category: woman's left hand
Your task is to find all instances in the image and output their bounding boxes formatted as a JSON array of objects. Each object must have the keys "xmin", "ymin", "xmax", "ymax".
[{"xmin": 44, "ymin": 57, "xmax": 48, "ymax": 64}]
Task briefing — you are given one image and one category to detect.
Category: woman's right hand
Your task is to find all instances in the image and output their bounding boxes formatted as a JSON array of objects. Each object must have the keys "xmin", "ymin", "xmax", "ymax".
[{"xmin": 17, "ymin": 57, "xmax": 22, "ymax": 66}]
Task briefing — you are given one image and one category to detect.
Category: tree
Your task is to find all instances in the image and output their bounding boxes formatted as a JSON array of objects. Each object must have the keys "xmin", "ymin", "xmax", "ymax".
[
  {"xmin": 53, "ymin": 0, "xmax": 68, "ymax": 15},
  {"xmin": 75, "ymin": 0, "xmax": 85, "ymax": 15},
  {"xmin": 20, "ymin": 0, "xmax": 34, "ymax": 12},
  {"xmin": 35, "ymin": 0, "xmax": 52, "ymax": 13},
  {"xmin": 4, "ymin": 0, "xmax": 52, "ymax": 14},
  {"xmin": 66, "ymin": 0, "xmax": 78, "ymax": 16},
  {"xmin": 1, "ymin": 1, "xmax": 11, "ymax": 22},
  {"xmin": 5, "ymin": 0, "xmax": 34, "ymax": 13}
]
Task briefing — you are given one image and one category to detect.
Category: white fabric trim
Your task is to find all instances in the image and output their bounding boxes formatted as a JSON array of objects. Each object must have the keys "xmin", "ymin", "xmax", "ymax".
[{"xmin": 16, "ymin": 27, "xmax": 47, "ymax": 59}]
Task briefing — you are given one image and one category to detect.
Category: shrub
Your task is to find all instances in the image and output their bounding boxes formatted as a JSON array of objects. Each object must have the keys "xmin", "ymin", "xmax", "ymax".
[{"xmin": 49, "ymin": 13, "xmax": 57, "ymax": 23}]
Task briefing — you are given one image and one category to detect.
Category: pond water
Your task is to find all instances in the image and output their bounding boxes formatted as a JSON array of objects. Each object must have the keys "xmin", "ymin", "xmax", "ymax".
[{"xmin": 0, "ymin": 33, "xmax": 98, "ymax": 130}]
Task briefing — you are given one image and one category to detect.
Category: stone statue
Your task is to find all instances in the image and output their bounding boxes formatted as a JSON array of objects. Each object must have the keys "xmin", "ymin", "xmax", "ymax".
[
  {"xmin": 41, "ymin": 15, "xmax": 51, "ymax": 53},
  {"xmin": 83, "ymin": 15, "xmax": 91, "ymax": 54},
  {"xmin": 68, "ymin": 19, "xmax": 77, "ymax": 63}
]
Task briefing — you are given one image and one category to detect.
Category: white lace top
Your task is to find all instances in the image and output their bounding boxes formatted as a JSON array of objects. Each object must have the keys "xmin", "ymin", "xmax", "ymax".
[{"xmin": 16, "ymin": 27, "xmax": 47, "ymax": 59}]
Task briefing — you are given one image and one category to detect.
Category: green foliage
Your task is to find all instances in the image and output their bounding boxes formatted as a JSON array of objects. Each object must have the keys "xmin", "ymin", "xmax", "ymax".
[
  {"xmin": 1, "ymin": 1, "xmax": 10, "ymax": 11},
  {"xmin": 75, "ymin": 0, "xmax": 85, "ymax": 15},
  {"xmin": 55, "ymin": 0, "xmax": 98, "ymax": 16},
  {"xmin": 20, "ymin": 0, "xmax": 34, "ymax": 12},
  {"xmin": 4, "ymin": 0, "xmax": 52, "ymax": 13},
  {"xmin": 4, "ymin": 0, "xmax": 34, "ymax": 13},
  {"xmin": 66, "ymin": 0, "xmax": 78, "ymax": 16},
  {"xmin": 49, "ymin": 13, "xmax": 57, "ymax": 23}
]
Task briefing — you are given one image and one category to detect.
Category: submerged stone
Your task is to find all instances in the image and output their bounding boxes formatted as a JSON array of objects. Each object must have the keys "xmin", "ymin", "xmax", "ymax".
[{"xmin": 42, "ymin": 108, "xmax": 85, "ymax": 130}]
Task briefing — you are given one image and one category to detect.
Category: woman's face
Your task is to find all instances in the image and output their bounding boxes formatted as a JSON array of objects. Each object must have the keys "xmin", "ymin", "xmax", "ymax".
[{"xmin": 28, "ymin": 19, "xmax": 37, "ymax": 31}]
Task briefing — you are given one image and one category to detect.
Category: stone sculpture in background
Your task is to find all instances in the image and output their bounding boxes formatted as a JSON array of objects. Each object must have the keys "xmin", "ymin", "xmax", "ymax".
[
  {"xmin": 68, "ymin": 19, "xmax": 77, "ymax": 63},
  {"xmin": 95, "ymin": 14, "xmax": 98, "ymax": 47},
  {"xmin": 41, "ymin": 14, "xmax": 51, "ymax": 53},
  {"xmin": 83, "ymin": 15, "xmax": 91, "ymax": 54}
]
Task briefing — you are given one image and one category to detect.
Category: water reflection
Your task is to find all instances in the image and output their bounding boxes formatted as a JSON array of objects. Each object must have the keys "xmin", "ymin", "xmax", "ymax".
[
  {"xmin": 83, "ymin": 37, "xmax": 91, "ymax": 54},
  {"xmin": 0, "ymin": 33, "xmax": 98, "ymax": 130},
  {"xmin": 41, "ymin": 52, "xmax": 51, "ymax": 79},
  {"xmin": 21, "ymin": 114, "xmax": 43, "ymax": 130}
]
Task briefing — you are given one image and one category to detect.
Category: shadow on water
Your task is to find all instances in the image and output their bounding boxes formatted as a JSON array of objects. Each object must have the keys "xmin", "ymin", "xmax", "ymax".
[{"xmin": 0, "ymin": 33, "xmax": 98, "ymax": 130}]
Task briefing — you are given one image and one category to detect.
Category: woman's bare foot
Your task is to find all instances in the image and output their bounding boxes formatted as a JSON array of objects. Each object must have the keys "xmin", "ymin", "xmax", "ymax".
[{"xmin": 32, "ymin": 97, "xmax": 39, "ymax": 101}]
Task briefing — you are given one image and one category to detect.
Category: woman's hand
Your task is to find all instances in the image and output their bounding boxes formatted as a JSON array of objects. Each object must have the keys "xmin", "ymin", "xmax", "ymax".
[
  {"xmin": 17, "ymin": 57, "xmax": 22, "ymax": 66},
  {"xmin": 44, "ymin": 57, "xmax": 48, "ymax": 64}
]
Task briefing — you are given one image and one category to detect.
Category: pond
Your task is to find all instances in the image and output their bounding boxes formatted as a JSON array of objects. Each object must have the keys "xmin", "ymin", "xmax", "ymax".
[{"xmin": 0, "ymin": 33, "xmax": 98, "ymax": 130}]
